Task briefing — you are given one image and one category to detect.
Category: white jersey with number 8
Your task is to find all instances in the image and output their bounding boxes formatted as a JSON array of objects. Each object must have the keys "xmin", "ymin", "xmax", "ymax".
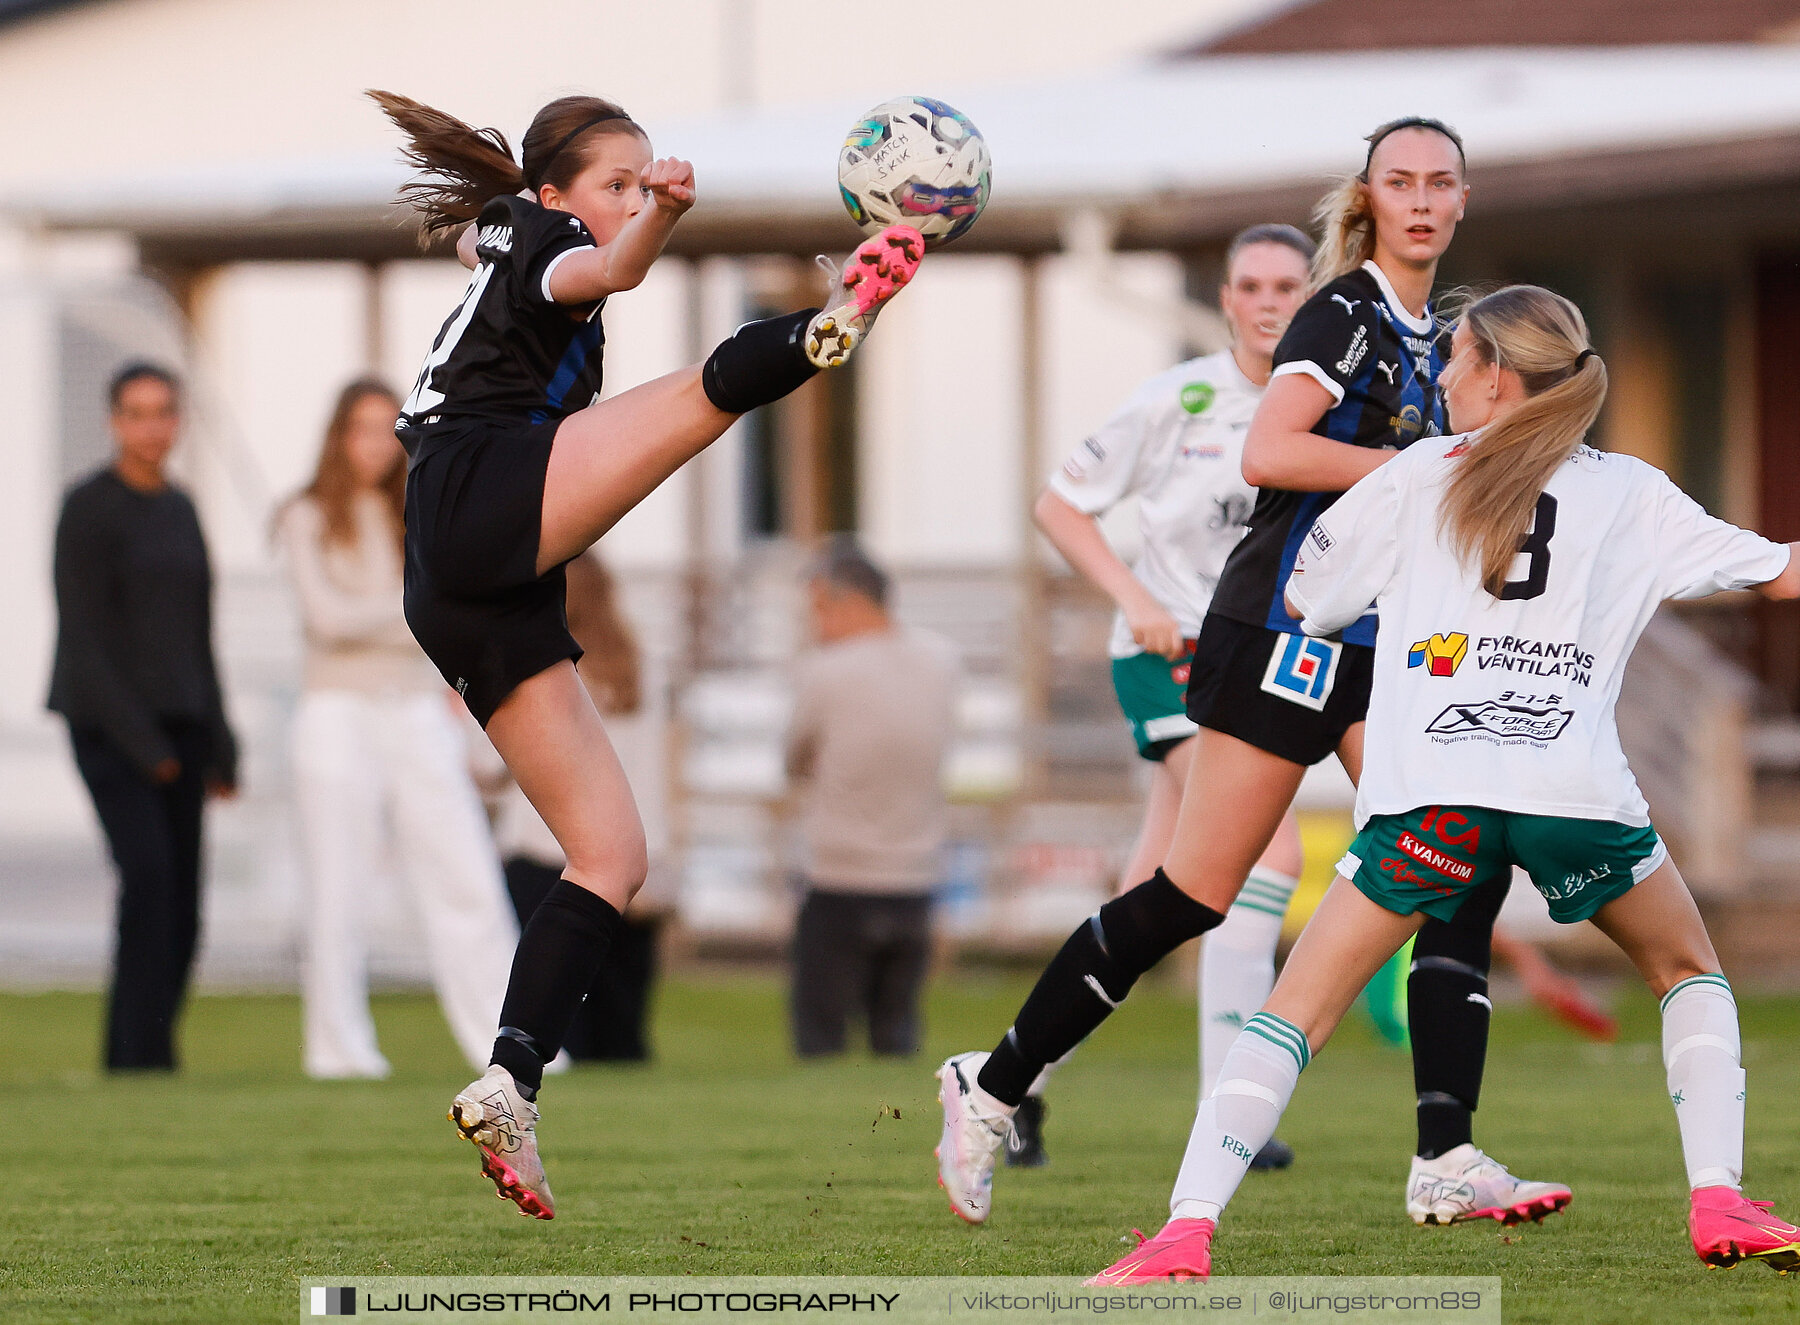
[{"xmin": 1286, "ymin": 435, "xmax": 1790, "ymax": 830}]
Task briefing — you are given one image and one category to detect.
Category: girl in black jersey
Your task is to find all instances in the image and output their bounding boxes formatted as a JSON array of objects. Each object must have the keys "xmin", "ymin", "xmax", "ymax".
[
  {"xmin": 369, "ymin": 90, "xmax": 926, "ymax": 1219},
  {"xmin": 937, "ymin": 119, "xmax": 1564, "ymax": 1242}
]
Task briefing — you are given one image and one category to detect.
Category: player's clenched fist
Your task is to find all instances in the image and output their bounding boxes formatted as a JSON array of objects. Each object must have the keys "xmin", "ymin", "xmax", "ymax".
[{"xmin": 644, "ymin": 157, "xmax": 695, "ymax": 214}]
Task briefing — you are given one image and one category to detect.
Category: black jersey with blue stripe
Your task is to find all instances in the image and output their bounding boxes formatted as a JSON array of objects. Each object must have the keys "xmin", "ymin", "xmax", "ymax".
[
  {"xmin": 1208, "ymin": 263, "xmax": 1447, "ymax": 648},
  {"xmin": 395, "ymin": 194, "xmax": 606, "ymax": 454}
]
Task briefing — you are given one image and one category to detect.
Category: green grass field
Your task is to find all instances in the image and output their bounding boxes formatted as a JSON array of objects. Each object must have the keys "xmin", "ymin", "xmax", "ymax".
[{"xmin": 4, "ymin": 975, "xmax": 1798, "ymax": 1323}]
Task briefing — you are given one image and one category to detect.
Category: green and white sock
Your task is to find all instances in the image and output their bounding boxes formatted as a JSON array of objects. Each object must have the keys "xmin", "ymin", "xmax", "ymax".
[
  {"xmin": 1200, "ymin": 870, "xmax": 1297, "ymax": 1097},
  {"xmin": 1661, "ymin": 973, "xmax": 1744, "ymax": 1190},
  {"xmin": 1171, "ymin": 1012, "xmax": 1309, "ymax": 1221}
]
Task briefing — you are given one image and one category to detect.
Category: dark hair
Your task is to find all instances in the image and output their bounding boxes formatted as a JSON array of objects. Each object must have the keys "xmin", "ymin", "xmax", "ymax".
[
  {"xmin": 108, "ymin": 361, "xmax": 180, "ymax": 410},
  {"xmin": 288, "ymin": 377, "xmax": 405, "ymax": 551},
  {"xmin": 810, "ymin": 535, "xmax": 890, "ymax": 608},
  {"xmin": 368, "ymin": 90, "xmax": 646, "ymax": 245},
  {"xmin": 1360, "ymin": 115, "xmax": 1465, "ymax": 182},
  {"xmin": 1224, "ymin": 223, "xmax": 1315, "ymax": 273}
]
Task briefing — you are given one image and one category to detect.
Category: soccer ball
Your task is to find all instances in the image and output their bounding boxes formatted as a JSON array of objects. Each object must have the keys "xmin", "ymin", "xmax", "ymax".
[{"xmin": 837, "ymin": 97, "xmax": 990, "ymax": 249}]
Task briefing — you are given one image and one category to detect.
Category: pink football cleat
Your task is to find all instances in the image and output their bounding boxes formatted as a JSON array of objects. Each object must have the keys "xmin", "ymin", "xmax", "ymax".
[
  {"xmin": 804, "ymin": 225, "xmax": 925, "ymax": 368},
  {"xmin": 1085, "ymin": 1218, "xmax": 1215, "ymax": 1286},
  {"xmin": 1690, "ymin": 1186, "xmax": 1800, "ymax": 1273}
]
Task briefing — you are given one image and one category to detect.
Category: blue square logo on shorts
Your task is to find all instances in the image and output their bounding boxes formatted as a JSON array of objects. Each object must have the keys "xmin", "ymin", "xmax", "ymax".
[{"xmin": 1260, "ymin": 633, "xmax": 1342, "ymax": 711}]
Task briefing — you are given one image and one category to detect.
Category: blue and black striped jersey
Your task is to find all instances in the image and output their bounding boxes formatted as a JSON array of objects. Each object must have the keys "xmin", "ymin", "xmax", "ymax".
[{"xmin": 1209, "ymin": 261, "xmax": 1447, "ymax": 647}]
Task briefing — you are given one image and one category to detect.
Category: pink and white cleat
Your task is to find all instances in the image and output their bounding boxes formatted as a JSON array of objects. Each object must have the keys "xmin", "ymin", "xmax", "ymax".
[
  {"xmin": 1690, "ymin": 1185, "xmax": 1800, "ymax": 1273},
  {"xmin": 804, "ymin": 225, "xmax": 924, "ymax": 368},
  {"xmin": 1406, "ymin": 1144, "xmax": 1570, "ymax": 1226},
  {"xmin": 1085, "ymin": 1219, "xmax": 1215, "ymax": 1286},
  {"xmin": 449, "ymin": 1065, "xmax": 555, "ymax": 1220}
]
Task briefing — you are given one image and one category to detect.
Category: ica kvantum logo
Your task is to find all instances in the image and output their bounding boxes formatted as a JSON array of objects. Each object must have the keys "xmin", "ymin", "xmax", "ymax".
[{"xmin": 1408, "ymin": 632, "xmax": 1468, "ymax": 677}]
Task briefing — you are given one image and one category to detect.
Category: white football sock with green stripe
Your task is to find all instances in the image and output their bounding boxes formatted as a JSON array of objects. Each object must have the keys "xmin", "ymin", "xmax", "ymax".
[
  {"xmin": 1661, "ymin": 973, "xmax": 1744, "ymax": 1190},
  {"xmin": 1170, "ymin": 1012, "xmax": 1309, "ymax": 1220},
  {"xmin": 1199, "ymin": 870, "xmax": 1296, "ymax": 1098}
]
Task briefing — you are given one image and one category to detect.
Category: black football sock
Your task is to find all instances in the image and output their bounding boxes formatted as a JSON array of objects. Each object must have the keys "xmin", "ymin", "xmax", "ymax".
[
  {"xmin": 1408, "ymin": 874, "xmax": 1508, "ymax": 1159},
  {"xmin": 977, "ymin": 870, "xmax": 1225, "ymax": 1107},
  {"xmin": 701, "ymin": 310, "xmax": 820, "ymax": 414},
  {"xmin": 489, "ymin": 878, "xmax": 623, "ymax": 1098}
]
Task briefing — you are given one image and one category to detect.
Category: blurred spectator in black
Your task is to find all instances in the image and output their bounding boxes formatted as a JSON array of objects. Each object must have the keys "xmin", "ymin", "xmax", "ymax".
[
  {"xmin": 489, "ymin": 551, "xmax": 671, "ymax": 1061},
  {"xmin": 785, "ymin": 538, "xmax": 961, "ymax": 1057},
  {"xmin": 47, "ymin": 362, "xmax": 238, "ymax": 1072}
]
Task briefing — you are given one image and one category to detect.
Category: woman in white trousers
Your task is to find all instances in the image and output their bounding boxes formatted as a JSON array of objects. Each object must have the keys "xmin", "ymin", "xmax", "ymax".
[{"xmin": 278, "ymin": 378, "xmax": 517, "ymax": 1078}]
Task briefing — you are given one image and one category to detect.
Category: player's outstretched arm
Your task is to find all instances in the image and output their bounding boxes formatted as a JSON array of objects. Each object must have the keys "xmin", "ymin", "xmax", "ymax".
[
  {"xmin": 1033, "ymin": 489, "xmax": 1183, "ymax": 659},
  {"xmin": 548, "ymin": 157, "xmax": 696, "ymax": 304},
  {"xmin": 1757, "ymin": 543, "xmax": 1800, "ymax": 600},
  {"xmin": 456, "ymin": 224, "xmax": 479, "ymax": 270},
  {"xmin": 1242, "ymin": 374, "xmax": 1395, "ymax": 492}
]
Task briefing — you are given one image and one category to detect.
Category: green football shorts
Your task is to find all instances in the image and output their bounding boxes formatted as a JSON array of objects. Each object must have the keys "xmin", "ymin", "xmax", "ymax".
[
  {"xmin": 1337, "ymin": 804, "xmax": 1668, "ymax": 924},
  {"xmin": 1111, "ymin": 644, "xmax": 1199, "ymax": 761}
]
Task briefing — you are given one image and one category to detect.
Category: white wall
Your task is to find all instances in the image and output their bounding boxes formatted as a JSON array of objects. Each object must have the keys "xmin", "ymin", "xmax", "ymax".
[
  {"xmin": 0, "ymin": 285, "xmax": 59, "ymax": 726},
  {"xmin": 190, "ymin": 263, "xmax": 369, "ymax": 568},
  {"xmin": 858, "ymin": 256, "xmax": 1026, "ymax": 568}
]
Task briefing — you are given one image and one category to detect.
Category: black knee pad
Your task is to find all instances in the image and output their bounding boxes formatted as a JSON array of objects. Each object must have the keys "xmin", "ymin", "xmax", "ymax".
[{"xmin": 1091, "ymin": 868, "xmax": 1224, "ymax": 996}]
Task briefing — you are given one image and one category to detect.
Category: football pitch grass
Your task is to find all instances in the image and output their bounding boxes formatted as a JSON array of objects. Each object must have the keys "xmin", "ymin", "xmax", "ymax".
[{"xmin": 4, "ymin": 975, "xmax": 1798, "ymax": 1324}]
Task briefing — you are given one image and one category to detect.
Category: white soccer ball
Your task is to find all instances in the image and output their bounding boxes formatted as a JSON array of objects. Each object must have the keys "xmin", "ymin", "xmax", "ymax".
[{"xmin": 837, "ymin": 96, "xmax": 990, "ymax": 249}]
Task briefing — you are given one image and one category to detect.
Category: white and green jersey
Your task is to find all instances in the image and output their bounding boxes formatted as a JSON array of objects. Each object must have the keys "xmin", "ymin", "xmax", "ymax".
[
  {"xmin": 1286, "ymin": 435, "xmax": 1789, "ymax": 828},
  {"xmin": 1048, "ymin": 350, "xmax": 1261, "ymax": 659}
]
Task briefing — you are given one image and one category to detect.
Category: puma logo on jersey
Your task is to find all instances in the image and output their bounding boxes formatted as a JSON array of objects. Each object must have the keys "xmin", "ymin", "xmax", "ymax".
[
  {"xmin": 1331, "ymin": 294, "xmax": 1361, "ymax": 315},
  {"xmin": 1375, "ymin": 361, "xmax": 1398, "ymax": 385}
]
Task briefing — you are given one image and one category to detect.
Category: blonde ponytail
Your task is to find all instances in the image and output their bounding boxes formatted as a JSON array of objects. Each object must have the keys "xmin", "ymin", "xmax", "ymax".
[
  {"xmin": 1309, "ymin": 175, "xmax": 1375, "ymax": 289},
  {"xmin": 1440, "ymin": 285, "xmax": 1608, "ymax": 597}
]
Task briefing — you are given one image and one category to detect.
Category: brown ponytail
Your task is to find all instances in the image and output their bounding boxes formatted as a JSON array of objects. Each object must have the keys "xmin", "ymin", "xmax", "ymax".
[
  {"xmin": 1440, "ymin": 285, "xmax": 1608, "ymax": 597},
  {"xmin": 369, "ymin": 90, "xmax": 645, "ymax": 246}
]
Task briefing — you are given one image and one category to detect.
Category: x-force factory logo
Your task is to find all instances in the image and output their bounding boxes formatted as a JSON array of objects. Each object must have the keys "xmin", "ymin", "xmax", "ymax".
[
  {"xmin": 1427, "ymin": 701, "xmax": 1574, "ymax": 743},
  {"xmin": 1408, "ymin": 632, "xmax": 1467, "ymax": 677}
]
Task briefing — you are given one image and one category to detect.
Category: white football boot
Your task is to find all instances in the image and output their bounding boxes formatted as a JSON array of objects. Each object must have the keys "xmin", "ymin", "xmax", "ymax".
[
  {"xmin": 1406, "ymin": 1143, "xmax": 1572, "ymax": 1226},
  {"xmin": 450, "ymin": 1065, "xmax": 555, "ymax": 1219},
  {"xmin": 935, "ymin": 1051, "xmax": 1015, "ymax": 1224}
]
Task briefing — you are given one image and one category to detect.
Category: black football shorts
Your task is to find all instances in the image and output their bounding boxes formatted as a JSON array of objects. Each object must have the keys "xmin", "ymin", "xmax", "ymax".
[
  {"xmin": 1184, "ymin": 613, "xmax": 1374, "ymax": 767},
  {"xmin": 402, "ymin": 420, "xmax": 581, "ymax": 726}
]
